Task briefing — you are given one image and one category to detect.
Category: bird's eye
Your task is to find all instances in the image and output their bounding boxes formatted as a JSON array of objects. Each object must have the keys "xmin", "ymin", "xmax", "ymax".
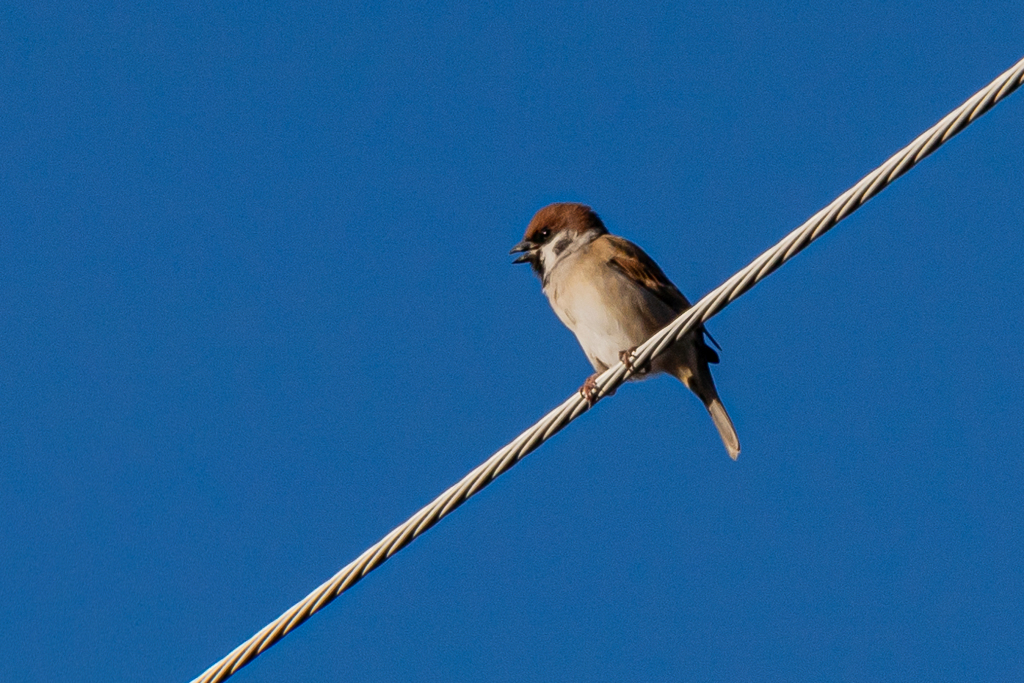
[{"xmin": 539, "ymin": 227, "xmax": 551, "ymax": 241}]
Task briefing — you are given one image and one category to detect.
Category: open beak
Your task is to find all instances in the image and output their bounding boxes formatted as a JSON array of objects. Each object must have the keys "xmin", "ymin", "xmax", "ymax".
[{"xmin": 510, "ymin": 240, "xmax": 536, "ymax": 264}]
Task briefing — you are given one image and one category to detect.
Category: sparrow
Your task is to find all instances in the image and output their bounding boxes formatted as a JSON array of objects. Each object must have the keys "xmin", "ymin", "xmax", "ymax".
[{"xmin": 510, "ymin": 202, "xmax": 741, "ymax": 459}]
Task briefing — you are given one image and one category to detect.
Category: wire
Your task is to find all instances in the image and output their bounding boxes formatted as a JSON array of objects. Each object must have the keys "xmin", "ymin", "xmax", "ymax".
[{"xmin": 191, "ymin": 54, "xmax": 1024, "ymax": 683}]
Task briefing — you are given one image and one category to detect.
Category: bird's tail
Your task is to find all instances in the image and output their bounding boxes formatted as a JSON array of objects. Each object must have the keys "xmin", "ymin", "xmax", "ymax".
[
  {"xmin": 705, "ymin": 396, "xmax": 741, "ymax": 460},
  {"xmin": 674, "ymin": 356, "xmax": 741, "ymax": 460}
]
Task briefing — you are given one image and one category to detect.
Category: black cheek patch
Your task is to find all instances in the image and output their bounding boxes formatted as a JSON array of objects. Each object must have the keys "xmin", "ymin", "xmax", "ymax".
[{"xmin": 552, "ymin": 236, "xmax": 572, "ymax": 256}]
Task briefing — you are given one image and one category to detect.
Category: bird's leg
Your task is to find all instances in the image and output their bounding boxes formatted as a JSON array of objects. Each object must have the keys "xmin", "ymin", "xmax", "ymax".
[
  {"xmin": 579, "ymin": 374, "xmax": 602, "ymax": 406},
  {"xmin": 579, "ymin": 370, "xmax": 619, "ymax": 406},
  {"xmin": 619, "ymin": 347, "xmax": 649, "ymax": 375}
]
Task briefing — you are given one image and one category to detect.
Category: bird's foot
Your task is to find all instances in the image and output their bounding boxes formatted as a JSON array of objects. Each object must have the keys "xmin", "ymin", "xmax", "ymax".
[
  {"xmin": 579, "ymin": 374, "xmax": 603, "ymax": 406},
  {"xmin": 619, "ymin": 347, "xmax": 648, "ymax": 375}
]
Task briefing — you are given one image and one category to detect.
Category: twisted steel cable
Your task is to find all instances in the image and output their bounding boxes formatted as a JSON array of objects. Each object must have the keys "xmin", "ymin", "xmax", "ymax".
[{"xmin": 192, "ymin": 55, "xmax": 1024, "ymax": 683}]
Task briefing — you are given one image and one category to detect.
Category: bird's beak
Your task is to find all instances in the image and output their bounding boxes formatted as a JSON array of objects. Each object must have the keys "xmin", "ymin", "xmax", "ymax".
[{"xmin": 510, "ymin": 240, "xmax": 536, "ymax": 264}]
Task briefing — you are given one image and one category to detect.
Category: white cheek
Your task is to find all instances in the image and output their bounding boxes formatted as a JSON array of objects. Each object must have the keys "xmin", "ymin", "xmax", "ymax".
[
  {"xmin": 539, "ymin": 242, "xmax": 560, "ymax": 268},
  {"xmin": 539, "ymin": 236, "xmax": 575, "ymax": 270}
]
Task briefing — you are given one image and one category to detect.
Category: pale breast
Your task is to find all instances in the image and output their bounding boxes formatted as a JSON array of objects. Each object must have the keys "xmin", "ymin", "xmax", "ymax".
[{"xmin": 543, "ymin": 251, "xmax": 677, "ymax": 371}]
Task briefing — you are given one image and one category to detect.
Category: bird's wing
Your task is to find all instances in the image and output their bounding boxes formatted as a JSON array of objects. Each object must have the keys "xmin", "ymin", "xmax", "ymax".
[
  {"xmin": 602, "ymin": 235, "xmax": 692, "ymax": 312},
  {"xmin": 602, "ymin": 235, "xmax": 721, "ymax": 364}
]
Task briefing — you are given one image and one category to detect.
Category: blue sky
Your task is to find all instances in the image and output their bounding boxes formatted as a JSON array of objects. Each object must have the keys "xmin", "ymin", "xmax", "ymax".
[{"xmin": 2, "ymin": 2, "xmax": 1023, "ymax": 681}]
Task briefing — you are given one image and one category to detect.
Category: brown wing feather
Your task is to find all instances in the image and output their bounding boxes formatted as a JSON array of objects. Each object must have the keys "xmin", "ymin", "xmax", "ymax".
[
  {"xmin": 603, "ymin": 235, "xmax": 691, "ymax": 312},
  {"xmin": 602, "ymin": 235, "xmax": 721, "ymax": 365}
]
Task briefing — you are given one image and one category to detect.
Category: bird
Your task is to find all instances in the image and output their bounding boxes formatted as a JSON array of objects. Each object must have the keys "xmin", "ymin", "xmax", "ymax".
[{"xmin": 510, "ymin": 202, "xmax": 741, "ymax": 459}]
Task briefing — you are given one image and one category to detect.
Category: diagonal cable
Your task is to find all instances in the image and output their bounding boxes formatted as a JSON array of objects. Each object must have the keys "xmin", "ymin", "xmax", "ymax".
[{"xmin": 191, "ymin": 54, "xmax": 1024, "ymax": 683}]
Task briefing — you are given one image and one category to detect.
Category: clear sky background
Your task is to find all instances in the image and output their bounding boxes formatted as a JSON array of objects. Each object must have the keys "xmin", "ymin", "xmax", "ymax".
[{"xmin": 3, "ymin": 2, "xmax": 1023, "ymax": 681}]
